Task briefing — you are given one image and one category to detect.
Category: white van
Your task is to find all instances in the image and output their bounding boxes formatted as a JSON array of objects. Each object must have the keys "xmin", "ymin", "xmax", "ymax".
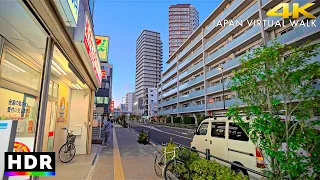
[{"xmin": 191, "ymin": 117, "xmax": 265, "ymax": 180}]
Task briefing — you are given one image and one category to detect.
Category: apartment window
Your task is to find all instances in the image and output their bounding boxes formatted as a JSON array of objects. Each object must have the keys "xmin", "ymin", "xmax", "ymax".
[
  {"xmin": 181, "ymin": 31, "xmax": 190, "ymax": 35},
  {"xmin": 183, "ymin": 103, "xmax": 189, "ymax": 107},
  {"xmin": 196, "ymin": 101, "xmax": 201, "ymax": 105}
]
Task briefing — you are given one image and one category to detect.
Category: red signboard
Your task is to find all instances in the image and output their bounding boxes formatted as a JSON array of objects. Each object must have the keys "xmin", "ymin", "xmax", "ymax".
[
  {"xmin": 101, "ymin": 70, "xmax": 106, "ymax": 78},
  {"xmin": 110, "ymin": 101, "xmax": 114, "ymax": 112},
  {"xmin": 84, "ymin": 13, "xmax": 102, "ymax": 86}
]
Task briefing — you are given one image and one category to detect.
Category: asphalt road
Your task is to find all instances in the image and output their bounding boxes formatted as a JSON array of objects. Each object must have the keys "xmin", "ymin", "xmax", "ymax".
[{"xmin": 130, "ymin": 123, "xmax": 194, "ymax": 147}]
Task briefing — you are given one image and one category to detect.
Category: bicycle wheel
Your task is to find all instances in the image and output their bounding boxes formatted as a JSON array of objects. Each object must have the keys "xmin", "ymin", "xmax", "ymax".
[
  {"xmin": 154, "ymin": 153, "xmax": 165, "ymax": 177},
  {"xmin": 59, "ymin": 143, "xmax": 76, "ymax": 163},
  {"xmin": 164, "ymin": 159, "xmax": 190, "ymax": 180}
]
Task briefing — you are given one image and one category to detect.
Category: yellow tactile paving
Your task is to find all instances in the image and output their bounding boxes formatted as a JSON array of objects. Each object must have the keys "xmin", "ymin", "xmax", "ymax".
[{"xmin": 113, "ymin": 128, "xmax": 125, "ymax": 180}]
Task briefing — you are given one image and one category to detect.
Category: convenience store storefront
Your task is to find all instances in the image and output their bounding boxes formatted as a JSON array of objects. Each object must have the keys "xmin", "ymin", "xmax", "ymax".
[{"xmin": 0, "ymin": 0, "xmax": 100, "ymax": 166}]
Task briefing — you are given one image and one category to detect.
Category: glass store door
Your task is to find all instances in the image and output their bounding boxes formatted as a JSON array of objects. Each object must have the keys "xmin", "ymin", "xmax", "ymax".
[{"xmin": 43, "ymin": 101, "xmax": 57, "ymax": 152}]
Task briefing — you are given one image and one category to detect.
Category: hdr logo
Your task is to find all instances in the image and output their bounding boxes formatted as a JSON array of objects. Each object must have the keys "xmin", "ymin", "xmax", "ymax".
[
  {"xmin": 4, "ymin": 152, "xmax": 55, "ymax": 176},
  {"xmin": 267, "ymin": 3, "xmax": 316, "ymax": 19}
]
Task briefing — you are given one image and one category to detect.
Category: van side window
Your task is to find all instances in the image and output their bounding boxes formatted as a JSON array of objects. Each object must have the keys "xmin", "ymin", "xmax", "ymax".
[
  {"xmin": 228, "ymin": 123, "xmax": 249, "ymax": 141},
  {"xmin": 211, "ymin": 123, "xmax": 226, "ymax": 138},
  {"xmin": 197, "ymin": 123, "xmax": 208, "ymax": 135}
]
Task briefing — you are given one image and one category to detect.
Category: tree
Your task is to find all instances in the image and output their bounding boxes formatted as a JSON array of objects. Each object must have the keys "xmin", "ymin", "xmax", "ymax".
[{"xmin": 227, "ymin": 42, "xmax": 320, "ymax": 179}]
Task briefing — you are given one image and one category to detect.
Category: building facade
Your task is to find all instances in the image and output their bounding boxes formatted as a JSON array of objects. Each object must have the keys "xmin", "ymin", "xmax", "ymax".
[
  {"xmin": 95, "ymin": 63, "xmax": 113, "ymax": 115},
  {"xmin": 0, "ymin": 0, "xmax": 101, "ymax": 172},
  {"xmin": 144, "ymin": 88, "xmax": 158, "ymax": 118},
  {"xmin": 158, "ymin": 0, "xmax": 320, "ymax": 121},
  {"xmin": 169, "ymin": 4, "xmax": 199, "ymax": 57},
  {"xmin": 134, "ymin": 30, "xmax": 163, "ymax": 116},
  {"xmin": 125, "ymin": 92, "xmax": 134, "ymax": 113}
]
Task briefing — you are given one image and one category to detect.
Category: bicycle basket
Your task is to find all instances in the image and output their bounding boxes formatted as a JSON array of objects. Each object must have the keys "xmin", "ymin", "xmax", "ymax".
[
  {"xmin": 68, "ymin": 134, "xmax": 76, "ymax": 143},
  {"xmin": 178, "ymin": 148, "xmax": 191, "ymax": 161}
]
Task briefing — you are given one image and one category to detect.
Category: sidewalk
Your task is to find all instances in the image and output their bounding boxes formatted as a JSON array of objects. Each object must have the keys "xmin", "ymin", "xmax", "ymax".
[
  {"xmin": 88, "ymin": 124, "xmax": 161, "ymax": 180},
  {"xmin": 41, "ymin": 144, "xmax": 100, "ymax": 180}
]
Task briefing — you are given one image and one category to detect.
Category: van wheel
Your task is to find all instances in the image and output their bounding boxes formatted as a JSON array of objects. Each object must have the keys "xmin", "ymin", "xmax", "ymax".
[
  {"xmin": 235, "ymin": 168, "xmax": 248, "ymax": 176},
  {"xmin": 231, "ymin": 163, "xmax": 248, "ymax": 176}
]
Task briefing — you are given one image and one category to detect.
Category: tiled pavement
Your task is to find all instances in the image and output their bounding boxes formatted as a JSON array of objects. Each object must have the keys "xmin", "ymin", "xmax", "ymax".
[
  {"xmin": 41, "ymin": 144, "xmax": 100, "ymax": 180},
  {"xmin": 116, "ymin": 128, "xmax": 161, "ymax": 180},
  {"xmin": 89, "ymin": 125, "xmax": 161, "ymax": 180}
]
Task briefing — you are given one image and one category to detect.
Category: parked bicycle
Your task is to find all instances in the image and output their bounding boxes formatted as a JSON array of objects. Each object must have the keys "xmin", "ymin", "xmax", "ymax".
[
  {"xmin": 154, "ymin": 143, "xmax": 190, "ymax": 180},
  {"xmin": 59, "ymin": 127, "xmax": 76, "ymax": 163}
]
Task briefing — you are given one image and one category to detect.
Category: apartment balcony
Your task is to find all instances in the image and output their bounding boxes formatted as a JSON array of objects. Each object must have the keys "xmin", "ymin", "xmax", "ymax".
[
  {"xmin": 162, "ymin": 87, "xmax": 177, "ymax": 98},
  {"xmin": 261, "ymin": 0, "xmax": 282, "ymax": 9},
  {"xmin": 225, "ymin": 99, "xmax": 244, "ymax": 107},
  {"xmin": 206, "ymin": 56, "xmax": 241, "ymax": 79},
  {"xmin": 178, "ymin": 35, "xmax": 202, "ymax": 59},
  {"xmin": 178, "ymin": 104, "xmax": 205, "ymax": 114},
  {"xmin": 162, "ymin": 77, "xmax": 178, "ymax": 90},
  {"xmin": 204, "ymin": 0, "xmax": 245, "ymax": 35},
  {"xmin": 179, "ymin": 61, "xmax": 204, "ymax": 80},
  {"xmin": 204, "ymin": 3, "xmax": 258, "ymax": 50},
  {"xmin": 161, "ymin": 98, "xmax": 178, "ymax": 107},
  {"xmin": 178, "ymin": 47, "xmax": 203, "ymax": 70},
  {"xmin": 205, "ymin": 26, "xmax": 260, "ymax": 65},
  {"xmin": 206, "ymin": 80, "xmax": 231, "ymax": 95},
  {"xmin": 179, "ymin": 74, "xmax": 204, "ymax": 91},
  {"xmin": 159, "ymin": 108, "xmax": 178, "ymax": 115},
  {"xmin": 163, "ymin": 57, "xmax": 178, "ymax": 74},
  {"xmin": 207, "ymin": 99, "xmax": 244, "ymax": 110},
  {"xmin": 207, "ymin": 101, "xmax": 224, "ymax": 110},
  {"xmin": 275, "ymin": 16, "xmax": 320, "ymax": 45},
  {"xmin": 162, "ymin": 69, "xmax": 177, "ymax": 82},
  {"xmin": 179, "ymin": 89, "xmax": 205, "ymax": 102}
]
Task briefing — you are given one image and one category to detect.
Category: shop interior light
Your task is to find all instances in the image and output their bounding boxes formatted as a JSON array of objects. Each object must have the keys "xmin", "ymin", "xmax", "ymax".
[
  {"xmin": 51, "ymin": 66, "xmax": 61, "ymax": 75},
  {"xmin": 4, "ymin": 60, "xmax": 26, "ymax": 72},
  {"xmin": 3, "ymin": 63, "xmax": 20, "ymax": 72},
  {"xmin": 75, "ymin": 84, "xmax": 82, "ymax": 89},
  {"xmin": 52, "ymin": 60, "xmax": 66, "ymax": 75},
  {"xmin": 72, "ymin": 83, "xmax": 80, "ymax": 89}
]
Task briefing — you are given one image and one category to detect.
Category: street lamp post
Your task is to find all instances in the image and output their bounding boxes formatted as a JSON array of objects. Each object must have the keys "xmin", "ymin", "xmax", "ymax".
[{"xmin": 218, "ymin": 65, "xmax": 225, "ymax": 110}]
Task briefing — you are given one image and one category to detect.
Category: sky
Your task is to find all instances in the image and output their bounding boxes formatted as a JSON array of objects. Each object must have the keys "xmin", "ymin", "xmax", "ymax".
[{"xmin": 93, "ymin": 0, "xmax": 221, "ymax": 107}]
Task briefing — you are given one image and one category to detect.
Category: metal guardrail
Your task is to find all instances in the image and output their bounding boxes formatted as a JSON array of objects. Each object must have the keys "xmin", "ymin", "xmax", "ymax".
[{"xmin": 171, "ymin": 142, "xmax": 266, "ymax": 177}]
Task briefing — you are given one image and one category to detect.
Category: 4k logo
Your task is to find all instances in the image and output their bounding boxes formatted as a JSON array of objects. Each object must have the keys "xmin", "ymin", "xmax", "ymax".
[{"xmin": 267, "ymin": 3, "xmax": 316, "ymax": 19}]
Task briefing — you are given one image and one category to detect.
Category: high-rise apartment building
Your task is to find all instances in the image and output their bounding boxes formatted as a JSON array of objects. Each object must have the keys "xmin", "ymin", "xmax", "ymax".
[
  {"xmin": 169, "ymin": 4, "xmax": 199, "ymax": 57},
  {"xmin": 144, "ymin": 88, "xmax": 158, "ymax": 117},
  {"xmin": 125, "ymin": 92, "xmax": 134, "ymax": 113},
  {"xmin": 134, "ymin": 30, "xmax": 163, "ymax": 116},
  {"xmin": 158, "ymin": 0, "xmax": 320, "ymax": 119}
]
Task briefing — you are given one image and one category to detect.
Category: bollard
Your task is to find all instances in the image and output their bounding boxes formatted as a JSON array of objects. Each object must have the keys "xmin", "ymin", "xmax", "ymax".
[{"xmin": 205, "ymin": 149, "xmax": 210, "ymax": 160}]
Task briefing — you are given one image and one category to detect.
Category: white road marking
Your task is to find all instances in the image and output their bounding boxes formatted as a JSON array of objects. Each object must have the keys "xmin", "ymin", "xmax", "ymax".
[
  {"xmin": 175, "ymin": 131, "xmax": 188, "ymax": 135},
  {"xmin": 140, "ymin": 125, "xmax": 193, "ymax": 140}
]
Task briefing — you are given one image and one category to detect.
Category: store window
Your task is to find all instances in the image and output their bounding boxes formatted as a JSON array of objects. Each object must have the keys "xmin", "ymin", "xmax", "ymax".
[
  {"xmin": 0, "ymin": 0, "xmax": 48, "ymax": 156},
  {"xmin": 1, "ymin": 50, "xmax": 41, "ymax": 90}
]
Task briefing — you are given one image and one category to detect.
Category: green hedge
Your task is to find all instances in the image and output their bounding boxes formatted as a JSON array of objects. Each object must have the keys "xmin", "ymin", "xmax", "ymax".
[
  {"xmin": 163, "ymin": 143, "xmax": 249, "ymax": 180},
  {"xmin": 183, "ymin": 116, "xmax": 195, "ymax": 124},
  {"xmin": 173, "ymin": 117, "xmax": 181, "ymax": 123},
  {"xmin": 166, "ymin": 117, "xmax": 171, "ymax": 123}
]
